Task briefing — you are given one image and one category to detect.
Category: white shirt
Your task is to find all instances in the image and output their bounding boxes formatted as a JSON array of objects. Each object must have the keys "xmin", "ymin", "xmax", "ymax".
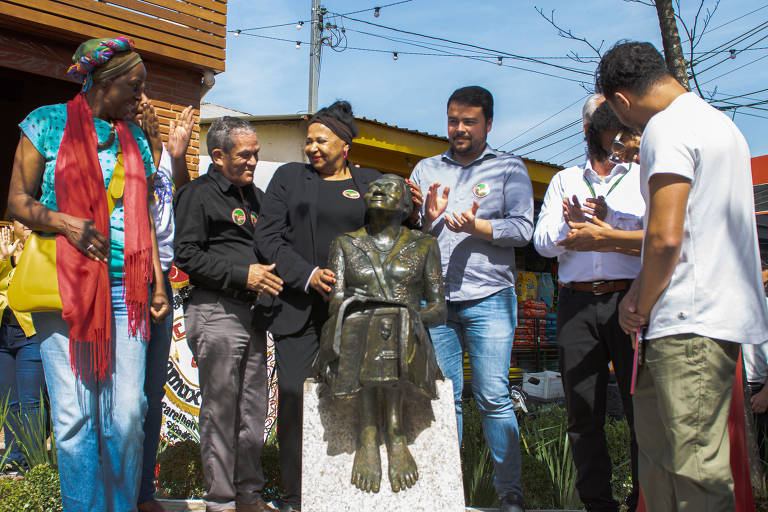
[
  {"xmin": 743, "ymin": 342, "xmax": 768, "ymax": 383},
  {"xmin": 533, "ymin": 158, "xmax": 645, "ymax": 283},
  {"xmin": 151, "ymin": 148, "xmax": 175, "ymax": 272},
  {"xmin": 640, "ymin": 92, "xmax": 768, "ymax": 344}
]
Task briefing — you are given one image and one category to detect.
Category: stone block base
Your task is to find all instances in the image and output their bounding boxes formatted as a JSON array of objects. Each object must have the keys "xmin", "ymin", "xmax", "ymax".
[{"xmin": 301, "ymin": 378, "xmax": 465, "ymax": 512}]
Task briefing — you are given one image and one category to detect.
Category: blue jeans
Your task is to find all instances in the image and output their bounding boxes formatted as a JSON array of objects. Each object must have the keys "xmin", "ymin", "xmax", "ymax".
[
  {"xmin": 429, "ymin": 287, "xmax": 522, "ymax": 500},
  {"xmin": 35, "ymin": 281, "xmax": 148, "ymax": 512},
  {"xmin": 0, "ymin": 321, "xmax": 46, "ymax": 466},
  {"xmin": 138, "ymin": 273, "xmax": 172, "ymax": 504}
]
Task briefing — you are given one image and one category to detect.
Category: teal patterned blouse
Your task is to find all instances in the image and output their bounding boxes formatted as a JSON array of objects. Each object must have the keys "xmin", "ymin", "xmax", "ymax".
[{"xmin": 20, "ymin": 104, "xmax": 155, "ymax": 278}]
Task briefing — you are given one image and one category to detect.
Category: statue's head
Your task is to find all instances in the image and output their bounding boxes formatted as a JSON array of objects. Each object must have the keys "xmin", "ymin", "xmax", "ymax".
[{"xmin": 364, "ymin": 174, "xmax": 413, "ymax": 221}]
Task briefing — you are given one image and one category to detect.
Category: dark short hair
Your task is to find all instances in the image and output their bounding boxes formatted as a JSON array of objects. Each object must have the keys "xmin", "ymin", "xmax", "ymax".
[
  {"xmin": 585, "ymin": 102, "xmax": 627, "ymax": 161},
  {"xmin": 596, "ymin": 41, "xmax": 669, "ymax": 98},
  {"xmin": 447, "ymin": 86, "xmax": 493, "ymax": 121},
  {"xmin": 313, "ymin": 100, "xmax": 358, "ymax": 139},
  {"xmin": 206, "ymin": 116, "xmax": 257, "ymax": 157}
]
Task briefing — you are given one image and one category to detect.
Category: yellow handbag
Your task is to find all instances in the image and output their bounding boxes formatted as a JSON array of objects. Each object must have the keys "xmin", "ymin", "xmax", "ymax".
[
  {"xmin": 7, "ymin": 232, "xmax": 63, "ymax": 312},
  {"xmin": 7, "ymin": 150, "xmax": 125, "ymax": 313}
]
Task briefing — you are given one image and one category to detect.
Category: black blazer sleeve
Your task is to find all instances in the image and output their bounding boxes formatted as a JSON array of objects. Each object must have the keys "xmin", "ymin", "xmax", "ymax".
[{"xmin": 253, "ymin": 163, "xmax": 316, "ymax": 291}]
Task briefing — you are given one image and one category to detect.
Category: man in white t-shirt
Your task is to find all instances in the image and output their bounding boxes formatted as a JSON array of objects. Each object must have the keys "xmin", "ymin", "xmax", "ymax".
[{"xmin": 597, "ymin": 41, "xmax": 768, "ymax": 510}]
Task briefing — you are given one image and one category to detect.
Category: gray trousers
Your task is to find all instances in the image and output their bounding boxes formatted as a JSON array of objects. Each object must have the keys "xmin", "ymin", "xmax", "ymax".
[{"xmin": 186, "ymin": 288, "xmax": 267, "ymax": 512}]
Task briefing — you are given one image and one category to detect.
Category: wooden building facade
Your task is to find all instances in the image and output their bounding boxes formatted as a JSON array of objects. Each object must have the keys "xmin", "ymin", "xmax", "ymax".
[{"xmin": 0, "ymin": 0, "xmax": 227, "ymax": 213}]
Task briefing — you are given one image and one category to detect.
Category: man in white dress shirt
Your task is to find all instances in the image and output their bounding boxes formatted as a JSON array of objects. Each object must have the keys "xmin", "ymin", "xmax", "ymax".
[{"xmin": 533, "ymin": 96, "xmax": 643, "ymax": 512}]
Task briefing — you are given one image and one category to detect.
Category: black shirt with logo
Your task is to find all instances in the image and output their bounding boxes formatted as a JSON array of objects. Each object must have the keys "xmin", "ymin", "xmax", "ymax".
[
  {"xmin": 315, "ymin": 178, "xmax": 367, "ymax": 268},
  {"xmin": 174, "ymin": 167, "xmax": 263, "ymax": 291}
]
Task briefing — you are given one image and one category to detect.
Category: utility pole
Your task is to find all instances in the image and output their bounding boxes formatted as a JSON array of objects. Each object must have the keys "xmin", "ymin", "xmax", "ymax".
[{"xmin": 308, "ymin": 0, "xmax": 324, "ymax": 114}]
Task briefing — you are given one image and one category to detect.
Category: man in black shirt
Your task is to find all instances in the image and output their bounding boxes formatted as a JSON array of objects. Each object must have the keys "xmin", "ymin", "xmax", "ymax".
[{"xmin": 174, "ymin": 116, "xmax": 282, "ymax": 512}]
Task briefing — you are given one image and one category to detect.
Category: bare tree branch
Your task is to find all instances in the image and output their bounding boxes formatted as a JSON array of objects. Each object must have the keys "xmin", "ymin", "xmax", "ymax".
[
  {"xmin": 534, "ymin": 6, "xmax": 604, "ymax": 63},
  {"xmin": 623, "ymin": 0, "xmax": 656, "ymax": 7}
]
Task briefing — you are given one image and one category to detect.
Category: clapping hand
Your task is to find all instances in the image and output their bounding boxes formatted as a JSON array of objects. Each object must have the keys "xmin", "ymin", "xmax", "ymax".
[
  {"xmin": 138, "ymin": 95, "xmax": 162, "ymax": 168},
  {"xmin": 167, "ymin": 106, "xmax": 195, "ymax": 159},
  {"xmin": 445, "ymin": 200, "xmax": 480, "ymax": 234},
  {"xmin": 423, "ymin": 183, "xmax": 450, "ymax": 228},
  {"xmin": 583, "ymin": 196, "xmax": 608, "ymax": 221},
  {"xmin": 562, "ymin": 195, "xmax": 586, "ymax": 224},
  {"xmin": 405, "ymin": 179, "xmax": 422, "ymax": 226},
  {"xmin": 0, "ymin": 227, "xmax": 20, "ymax": 261}
]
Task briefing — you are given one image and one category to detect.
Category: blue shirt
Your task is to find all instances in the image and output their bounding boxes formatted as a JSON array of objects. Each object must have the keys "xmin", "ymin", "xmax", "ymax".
[
  {"xmin": 20, "ymin": 104, "xmax": 155, "ymax": 278},
  {"xmin": 409, "ymin": 145, "xmax": 534, "ymax": 301}
]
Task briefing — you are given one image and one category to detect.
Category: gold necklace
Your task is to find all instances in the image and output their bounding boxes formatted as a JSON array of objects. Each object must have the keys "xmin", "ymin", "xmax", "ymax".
[{"xmin": 97, "ymin": 121, "xmax": 116, "ymax": 151}]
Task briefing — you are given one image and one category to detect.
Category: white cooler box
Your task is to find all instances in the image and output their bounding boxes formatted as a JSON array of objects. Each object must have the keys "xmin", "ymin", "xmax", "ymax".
[{"xmin": 522, "ymin": 370, "xmax": 564, "ymax": 400}]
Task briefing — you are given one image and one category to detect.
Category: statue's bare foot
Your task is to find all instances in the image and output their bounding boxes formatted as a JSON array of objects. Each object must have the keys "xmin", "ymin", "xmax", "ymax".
[
  {"xmin": 387, "ymin": 435, "xmax": 419, "ymax": 492},
  {"xmin": 351, "ymin": 431, "xmax": 381, "ymax": 493}
]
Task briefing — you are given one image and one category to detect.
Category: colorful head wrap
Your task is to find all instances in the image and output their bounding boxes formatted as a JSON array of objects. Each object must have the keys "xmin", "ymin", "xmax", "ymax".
[{"xmin": 68, "ymin": 37, "xmax": 142, "ymax": 92}]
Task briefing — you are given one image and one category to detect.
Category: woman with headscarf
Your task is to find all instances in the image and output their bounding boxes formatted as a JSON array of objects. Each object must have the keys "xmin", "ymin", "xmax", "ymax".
[
  {"xmin": 7, "ymin": 37, "xmax": 169, "ymax": 511},
  {"xmin": 253, "ymin": 100, "xmax": 380, "ymax": 511}
]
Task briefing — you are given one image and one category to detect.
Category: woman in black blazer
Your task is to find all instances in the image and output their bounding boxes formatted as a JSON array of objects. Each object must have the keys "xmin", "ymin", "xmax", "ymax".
[{"xmin": 253, "ymin": 101, "xmax": 380, "ymax": 511}]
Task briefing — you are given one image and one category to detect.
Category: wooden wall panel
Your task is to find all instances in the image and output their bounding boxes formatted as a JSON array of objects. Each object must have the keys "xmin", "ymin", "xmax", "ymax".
[{"xmin": 0, "ymin": 0, "xmax": 227, "ymax": 72}]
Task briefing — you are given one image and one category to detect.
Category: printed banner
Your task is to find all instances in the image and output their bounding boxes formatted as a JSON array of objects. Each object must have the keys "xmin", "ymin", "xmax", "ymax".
[{"xmin": 161, "ymin": 266, "xmax": 278, "ymax": 443}]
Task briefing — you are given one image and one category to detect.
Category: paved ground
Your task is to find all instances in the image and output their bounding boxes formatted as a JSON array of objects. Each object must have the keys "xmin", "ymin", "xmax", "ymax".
[{"xmin": 156, "ymin": 500, "xmax": 580, "ymax": 512}]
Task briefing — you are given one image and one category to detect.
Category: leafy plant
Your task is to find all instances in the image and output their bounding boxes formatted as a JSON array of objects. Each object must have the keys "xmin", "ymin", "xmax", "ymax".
[
  {"xmin": 0, "ymin": 463, "xmax": 62, "ymax": 512},
  {"xmin": 519, "ymin": 407, "xmax": 580, "ymax": 509},
  {"xmin": 155, "ymin": 434, "xmax": 282, "ymax": 501},
  {"xmin": 5, "ymin": 391, "xmax": 55, "ymax": 469},
  {"xmin": 460, "ymin": 399, "xmax": 497, "ymax": 508},
  {"xmin": 0, "ymin": 392, "xmax": 12, "ymax": 471},
  {"xmin": 155, "ymin": 439, "xmax": 205, "ymax": 499}
]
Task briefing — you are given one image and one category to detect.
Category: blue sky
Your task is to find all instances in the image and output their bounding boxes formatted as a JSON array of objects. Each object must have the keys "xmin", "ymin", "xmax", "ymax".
[{"xmin": 207, "ymin": 0, "xmax": 768, "ymax": 165}]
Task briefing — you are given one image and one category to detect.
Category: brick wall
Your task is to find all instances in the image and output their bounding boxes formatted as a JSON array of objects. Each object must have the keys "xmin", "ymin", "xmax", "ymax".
[
  {"xmin": 144, "ymin": 61, "xmax": 202, "ymax": 174},
  {"xmin": 0, "ymin": 28, "xmax": 203, "ymax": 173}
]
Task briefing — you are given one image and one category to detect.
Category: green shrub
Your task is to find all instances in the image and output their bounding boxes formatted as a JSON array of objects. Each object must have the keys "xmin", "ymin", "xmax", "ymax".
[
  {"xmin": 519, "ymin": 406, "xmax": 581, "ymax": 509},
  {"xmin": 5, "ymin": 391, "xmax": 56, "ymax": 469},
  {"xmin": 155, "ymin": 436, "xmax": 283, "ymax": 500},
  {"xmin": 605, "ymin": 415, "xmax": 633, "ymax": 503},
  {"xmin": 461, "ymin": 399, "xmax": 497, "ymax": 508},
  {"xmin": 156, "ymin": 439, "xmax": 206, "ymax": 499},
  {"xmin": 0, "ymin": 463, "xmax": 62, "ymax": 512}
]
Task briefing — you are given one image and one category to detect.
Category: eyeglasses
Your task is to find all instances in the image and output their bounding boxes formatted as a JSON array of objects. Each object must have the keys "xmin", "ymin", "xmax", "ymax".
[{"xmin": 609, "ymin": 131, "xmax": 625, "ymax": 163}]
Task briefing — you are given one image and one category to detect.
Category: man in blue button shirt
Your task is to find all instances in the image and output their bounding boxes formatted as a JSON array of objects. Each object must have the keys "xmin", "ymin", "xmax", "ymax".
[{"xmin": 408, "ymin": 86, "xmax": 533, "ymax": 512}]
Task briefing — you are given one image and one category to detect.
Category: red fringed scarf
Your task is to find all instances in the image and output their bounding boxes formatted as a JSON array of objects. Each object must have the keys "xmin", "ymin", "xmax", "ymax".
[{"xmin": 55, "ymin": 92, "xmax": 152, "ymax": 381}]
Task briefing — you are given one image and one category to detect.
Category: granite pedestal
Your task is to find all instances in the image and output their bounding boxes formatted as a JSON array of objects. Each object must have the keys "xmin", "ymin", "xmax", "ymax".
[{"xmin": 301, "ymin": 378, "xmax": 465, "ymax": 512}]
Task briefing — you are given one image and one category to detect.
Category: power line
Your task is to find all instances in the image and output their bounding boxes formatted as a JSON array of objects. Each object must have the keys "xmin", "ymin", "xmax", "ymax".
[
  {"xmin": 229, "ymin": 1, "xmax": 413, "ymax": 34},
  {"xmin": 734, "ymin": 110, "xmax": 768, "ymax": 120},
  {"xmin": 700, "ymin": 51, "xmax": 768, "ymax": 85},
  {"xmin": 694, "ymin": 27, "xmax": 768, "ymax": 73},
  {"xmin": 519, "ymin": 129, "xmax": 583, "ymax": 157},
  {"xmin": 691, "ymin": 20, "xmax": 768, "ymax": 65},
  {"xmin": 559, "ymin": 153, "xmax": 585, "ymax": 167},
  {"xmin": 695, "ymin": 3, "xmax": 768, "ymax": 37},
  {"xmin": 544, "ymin": 140, "xmax": 585, "ymax": 162},
  {"xmin": 709, "ymin": 88, "xmax": 768, "ymax": 103},
  {"xmin": 331, "ymin": 12, "xmax": 595, "ymax": 77},
  {"xmin": 510, "ymin": 119, "xmax": 582, "ymax": 153},
  {"xmin": 238, "ymin": 28, "xmax": 589, "ymax": 83},
  {"xmin": 498, "ymin": 95, "xmax": 588, "ymax": 149}
]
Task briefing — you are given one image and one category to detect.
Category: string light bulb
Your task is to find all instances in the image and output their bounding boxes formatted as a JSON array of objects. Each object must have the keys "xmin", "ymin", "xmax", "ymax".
[
  {"xmin": 296, "ymin": 21, "xmax": 304, "ymax": 30},
  {"xmin": 374, "ymin": 7, "xmax": 381, "ymax": 17},
  {"xmin": 234, "ymin": 29, "xmax": 241, "ymax": 37},
  {"xmin": 497, "ymin": 56, "xmax": 503, "ymax": 66},
  {"xmin": 296, "ymin": 41, "xmax": 302, "ymax": 49},
  {"xmin": 393, "ymin": 52, "xmax": 398, "ymax": 61},
  {"xmin": 729, "ymin": 49, "xmax": 736, "ymax": 59}
]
